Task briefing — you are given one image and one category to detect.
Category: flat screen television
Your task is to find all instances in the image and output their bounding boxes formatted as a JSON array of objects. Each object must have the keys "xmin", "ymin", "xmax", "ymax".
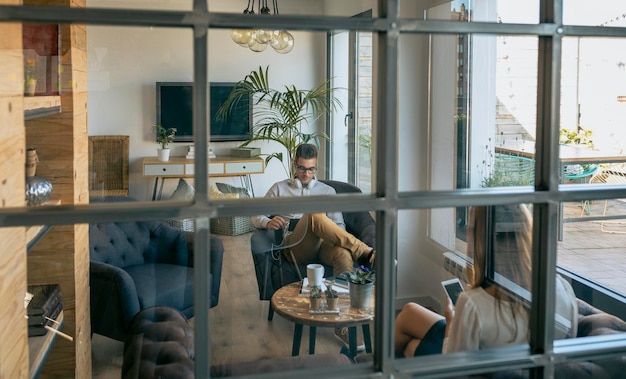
[{"xmin": 156, "ymin": 82, "xmax": 252, "ymax": 142}]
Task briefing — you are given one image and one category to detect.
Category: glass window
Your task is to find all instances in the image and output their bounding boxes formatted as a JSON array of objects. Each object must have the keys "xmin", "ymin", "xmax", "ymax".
[{"xmin": 5, "ymin": 1, "xmax": 626, "ymax": 379}]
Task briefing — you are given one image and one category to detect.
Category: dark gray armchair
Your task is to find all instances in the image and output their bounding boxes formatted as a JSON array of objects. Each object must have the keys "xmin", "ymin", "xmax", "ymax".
[
  {"xmin": 250, "ymin": 180, "xmax": 376, "ymax": 320},
  {"xmin": 89, "ymin": 196, "xmax": 224, "ymax": 341}
]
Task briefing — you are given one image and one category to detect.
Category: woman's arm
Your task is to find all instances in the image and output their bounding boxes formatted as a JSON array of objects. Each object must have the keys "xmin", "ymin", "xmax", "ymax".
[{"xmin": 443, "ymin": 292, "xmax": 481, "ymax": 353}]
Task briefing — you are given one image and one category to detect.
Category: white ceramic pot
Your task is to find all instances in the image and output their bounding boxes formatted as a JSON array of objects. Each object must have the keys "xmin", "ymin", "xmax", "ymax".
[{"xmin": 157, "ymin": 148, "xmax": 171, "ymax": 161}]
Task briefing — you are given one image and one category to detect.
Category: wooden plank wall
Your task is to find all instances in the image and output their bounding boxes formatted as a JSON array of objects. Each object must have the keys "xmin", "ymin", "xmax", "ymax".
[{"xmin": 0, "ymin": 3, "xmax": 30, "ymax": 378}]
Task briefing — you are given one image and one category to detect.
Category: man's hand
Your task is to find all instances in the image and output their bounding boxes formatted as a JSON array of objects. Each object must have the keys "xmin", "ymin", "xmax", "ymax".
[{"xmin": 267, "ymin": 216, "xmax": 287, "ymax": 230}]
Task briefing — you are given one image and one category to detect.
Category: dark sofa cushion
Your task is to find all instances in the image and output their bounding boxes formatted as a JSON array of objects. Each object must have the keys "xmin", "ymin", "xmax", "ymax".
[{"xmin": 125, "ymin": 263, "xmax": 194, "ymax": 311}]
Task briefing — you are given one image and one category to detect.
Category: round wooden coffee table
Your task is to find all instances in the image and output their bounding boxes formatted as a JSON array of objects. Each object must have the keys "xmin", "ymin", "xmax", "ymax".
[{"xmin": 270, "ymin": 281, "xmax": 374, "ymax": 357}]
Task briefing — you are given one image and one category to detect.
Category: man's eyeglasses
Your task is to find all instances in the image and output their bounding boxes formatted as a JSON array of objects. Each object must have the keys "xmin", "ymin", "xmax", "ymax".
[{"xmin": 296, "ymin": 165, "xmax": 317, "ymax": 174}]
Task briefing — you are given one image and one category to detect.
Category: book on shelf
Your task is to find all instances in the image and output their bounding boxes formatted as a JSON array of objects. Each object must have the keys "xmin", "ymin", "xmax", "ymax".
[
  {"xmin": 28, "ymin": 302, "xmax": 63, "ymax": 336},
  {"xmin": 27, "ymin": 284, "xmax": 62, "ymax": 317},
  {"xmin": 186, "ymin": 146, "xmax": 215, "ymax": 159},
  {"xmin": 26, "ymin": 284, "xmax": 63, "ymax": 337}
]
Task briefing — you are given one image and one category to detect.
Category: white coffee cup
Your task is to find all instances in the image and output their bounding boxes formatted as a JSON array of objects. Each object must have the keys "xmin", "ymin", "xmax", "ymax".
[{"xmin": 306, "ymin": 263, "xmax": 324, "ymax": 288}]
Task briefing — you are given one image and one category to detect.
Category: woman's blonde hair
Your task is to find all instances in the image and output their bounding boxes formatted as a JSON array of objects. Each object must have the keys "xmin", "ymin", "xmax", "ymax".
[
  {"xmin": 467, "ymin": 204, "xmax": 533, "ymax": 341},
  {"xmin": 467, "ymin": 204, "xmax": 533, "ymax": 293}
]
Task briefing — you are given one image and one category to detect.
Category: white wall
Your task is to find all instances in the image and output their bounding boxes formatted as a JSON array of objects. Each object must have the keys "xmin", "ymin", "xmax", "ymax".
[{"xmin": 87, "ymin": 0, "xmax": 326, "ymax": 200}]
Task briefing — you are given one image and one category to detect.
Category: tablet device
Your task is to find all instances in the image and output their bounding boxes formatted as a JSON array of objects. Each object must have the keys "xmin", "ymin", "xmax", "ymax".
[
  {"xmin": 273, "ymin": 218, "xmax": 300, "ymax": 245},
  {"xmin": 441, "ymin": 278, "xmax": 464, "ymax": 306},
  {"xmin": 287, "ymin": 218, "xmax": 300, "ymax": 231}
]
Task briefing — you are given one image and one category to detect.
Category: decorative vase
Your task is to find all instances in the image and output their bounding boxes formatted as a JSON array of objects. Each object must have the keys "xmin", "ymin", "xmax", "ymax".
[
  {"xmin": 25, "ymin": 176, "xmax": 53, "ymax": 206},
  {"xmin": 349, "ymin": 281, "xmax": 373, "ymax": 310},
  {"xmin": 157, "ymin": 148, "xmax": 171, "ymax": 162},
  {"xmin": 25, "ymin": 78, "xmax": 37, "ymax": 96},
  {"xmin": 309, "ymin": 298, "xmax": 322, "ymax": 311},
  {"xmin": 326, "ymin": 297, "xmax": 339, "ymax": 310}
]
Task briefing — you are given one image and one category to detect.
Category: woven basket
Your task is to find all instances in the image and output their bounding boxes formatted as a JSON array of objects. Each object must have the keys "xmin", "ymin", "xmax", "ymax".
[
  {"xmin": 165, "ymin": 218, "xmax": 195, "ymax": 232},
  {"xmin": 210, "ymin": 216, "xmax": 254, "ymax": 236}
]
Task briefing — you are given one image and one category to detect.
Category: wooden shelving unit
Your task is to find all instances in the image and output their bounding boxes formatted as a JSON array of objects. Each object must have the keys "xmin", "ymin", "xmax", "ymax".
[{"xmin": 0, "ymin": 2, "xmax": 90, "ymax": 377}]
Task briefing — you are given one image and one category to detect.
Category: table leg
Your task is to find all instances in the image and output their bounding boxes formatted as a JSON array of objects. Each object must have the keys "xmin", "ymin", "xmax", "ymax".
[
  {"xmin": 348, "ymin": 326, "xmax": 357, "ymax": 358},
  {"xmin": 362, "ymin": 323, "xmax": 372, "ymax": 353},
  {"xmin": 151, "ymin": 178, "xmax": 159, "ymax": 201},
  {"xmin": 309, "ymin": 326, "xmax": 317, "ymax": 354},
  {"xmin": 292, "ymin": 323, "xmax": 303, "ymax": 356},
  {"xmin": 157, "ymin": 177, "xmax": 166, "ymax": 201}
]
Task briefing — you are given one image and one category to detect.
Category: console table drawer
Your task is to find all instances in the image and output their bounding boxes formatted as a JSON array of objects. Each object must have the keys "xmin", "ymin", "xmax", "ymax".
[
  {"xmin": 225, "ymin": 161, "xmax": 263, "ymax": 174},
  {"xmin": 185, "ymin": 163, "xmax": 225, "ymax": 175},
  {"xmin": 144, "ymin": 164, "xmax": 185, "ymax": 176}
]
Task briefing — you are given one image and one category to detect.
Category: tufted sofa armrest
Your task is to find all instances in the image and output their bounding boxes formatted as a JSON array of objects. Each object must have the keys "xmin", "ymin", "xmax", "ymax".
[
  {"xmin": 90, "ymin": 261, "xmax": 141, "ymax": 341},
  {"xmin": 577, "ymin": 299, "xmax": 626, "ymax": 337},
  {"xmin": 122, "ymin": 307, "xmax": 195, "ymax": 379}
]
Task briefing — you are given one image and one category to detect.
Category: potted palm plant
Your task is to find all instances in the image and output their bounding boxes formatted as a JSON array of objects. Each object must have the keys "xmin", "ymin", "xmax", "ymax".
[
  {"xmin": 154, "ymin": 123, "xmax": 177, "ymax": 161},
  {"xmin": 217, "ymin": 65, "xmax": 341, "ymax": 178}
]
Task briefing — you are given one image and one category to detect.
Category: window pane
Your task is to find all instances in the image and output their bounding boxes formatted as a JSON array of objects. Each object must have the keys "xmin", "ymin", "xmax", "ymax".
[
  {"xmin": 559, "ymin": 199, "xmax": 626, "ymax": 297},
  {"xmin": 424, "ymin": 0, "xmax": 539, "ymax": 24},
  {"xmin": 564, "ymin": 0, "xmax": 626, "ymax": 27},
  {"xmin": 413, "ymin": 32, "xmax": 539, "ymax": 194},
  {"xmin": 560, "ymin": 37, "xmax": 626, "ymax": 159},
  {"xmin": 396, "ymin": 205, "xmax": 533, "ymax": 359}
]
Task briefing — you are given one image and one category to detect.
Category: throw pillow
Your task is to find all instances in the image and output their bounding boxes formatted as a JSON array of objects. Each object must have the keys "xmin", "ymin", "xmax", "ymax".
[
  {"xmin": 215, "ymin": 182, "xmax": 250, "ymax": 198},
  {"xmin": 210, "ymin": 185, "xmax": 239, "ymax": 199},
  {"xmin": 169, "ymin": 179, "xmax": 195, "ymax": 201}
]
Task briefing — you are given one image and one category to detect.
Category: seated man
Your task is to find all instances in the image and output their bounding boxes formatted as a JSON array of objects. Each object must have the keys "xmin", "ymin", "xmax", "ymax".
[{"xmin": 250, "ymin": 143, "xmax": 375, "ymax": 350}]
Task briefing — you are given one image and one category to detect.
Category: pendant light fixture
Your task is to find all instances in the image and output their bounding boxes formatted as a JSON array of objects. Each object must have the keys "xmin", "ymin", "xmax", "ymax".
[{"xmin": 231, "ymin": 0, "xmax": 294, "ymax": 54}]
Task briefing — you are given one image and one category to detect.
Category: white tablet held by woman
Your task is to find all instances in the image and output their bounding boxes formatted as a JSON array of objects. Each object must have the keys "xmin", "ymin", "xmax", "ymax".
[{"xmin": 441, "ymin": 278, "xmax": 464, "ymax": 305}]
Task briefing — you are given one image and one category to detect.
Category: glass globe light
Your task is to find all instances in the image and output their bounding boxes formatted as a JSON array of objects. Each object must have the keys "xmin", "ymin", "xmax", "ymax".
[
  {"xmin": 238, "ymin": 30, "xmax": 253, "ymax": 46},
  {"xmin": 255, "ymin": 29, "xmax": 273, "ymax": 44},
  {"xmin": 273, "ymin": 30, "xmax": 294, "ymax": 54},
  {"xmin": 248, "ymin": 37, "xmax": 268, "ymax": 52},
  {"xmin": 231, "ymin": 29, "xmax": 242, "ymax": 43}
]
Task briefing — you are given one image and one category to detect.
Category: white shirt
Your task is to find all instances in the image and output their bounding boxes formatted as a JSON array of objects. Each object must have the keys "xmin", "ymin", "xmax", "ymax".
[
  {"xmin": 249, "ymin": 178, "xmax": 345, "ymax": 229},
  {"xmin": 443, "ymin": 275, "xmax": 578, "ymax": 353}
]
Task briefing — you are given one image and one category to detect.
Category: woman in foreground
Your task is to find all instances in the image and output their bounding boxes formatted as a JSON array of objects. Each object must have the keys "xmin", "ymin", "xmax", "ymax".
[{"xmin": 394, "ymin": 204, "xmax": 578, "ymax": 357}]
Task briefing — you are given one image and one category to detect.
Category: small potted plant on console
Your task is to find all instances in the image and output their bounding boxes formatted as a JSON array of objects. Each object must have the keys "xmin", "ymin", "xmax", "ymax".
[
  {"xmin": 309, "ymin": 285, "xmax": 322, "ymax": 311},
  {"xmin": 154, "ymin": 123, "xmax": 177, "ymax": 161}
]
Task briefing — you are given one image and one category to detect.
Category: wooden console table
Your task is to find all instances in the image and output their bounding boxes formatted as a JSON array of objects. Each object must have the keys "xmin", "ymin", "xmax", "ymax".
[{"xmin": 142, "ymin": 156, "xmax": 265, "ymax": 200}]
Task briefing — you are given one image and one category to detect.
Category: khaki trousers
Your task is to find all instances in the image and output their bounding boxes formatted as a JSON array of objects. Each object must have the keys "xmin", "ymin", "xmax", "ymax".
[{"xmin": 284, "ymin": 213, "xmax": 372, "ymax": 276}]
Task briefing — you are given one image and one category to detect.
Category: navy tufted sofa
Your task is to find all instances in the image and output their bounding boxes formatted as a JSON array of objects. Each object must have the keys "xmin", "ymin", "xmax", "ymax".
[
  {"xmin": 89, "ymin": 197, "xmax": 224, "ymax": 342},
  {"xmin": 250, "ymin": 180, "xmax": 376, "ymax": 319}
]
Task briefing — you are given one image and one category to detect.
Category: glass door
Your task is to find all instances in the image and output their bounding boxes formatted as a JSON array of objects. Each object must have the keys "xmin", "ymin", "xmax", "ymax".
[{"xmin": 328, "ymin": 14, "xmax": 373, "ymax": 192}]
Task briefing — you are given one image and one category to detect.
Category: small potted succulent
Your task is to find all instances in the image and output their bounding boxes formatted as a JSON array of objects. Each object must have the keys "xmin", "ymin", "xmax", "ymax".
[
  {"xmin": 154, "ymin": 123, "xmax": 177, "ymax": 161},
  {"xmin": 341, "ymin": 265, "xmax": 375, "ymax": 310},
  {"xmin": 309, "ymin": 285, "xmax": 322, "ymax": 311},
  {"xmin": 324, "ymin": 280, "xmax": 339, "ymax": 310}
]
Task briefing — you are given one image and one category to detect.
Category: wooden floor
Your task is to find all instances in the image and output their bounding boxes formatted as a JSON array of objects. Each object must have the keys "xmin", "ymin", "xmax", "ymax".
[{"xmin": 92, "ymin": 232, "xmax": 355, "ymax": 378}]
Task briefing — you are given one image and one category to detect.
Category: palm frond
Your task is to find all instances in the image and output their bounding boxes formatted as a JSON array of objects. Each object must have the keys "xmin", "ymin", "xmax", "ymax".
[{"xmin": 219, "ymin": 65, "xmax": 342, "ymax": 178}]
